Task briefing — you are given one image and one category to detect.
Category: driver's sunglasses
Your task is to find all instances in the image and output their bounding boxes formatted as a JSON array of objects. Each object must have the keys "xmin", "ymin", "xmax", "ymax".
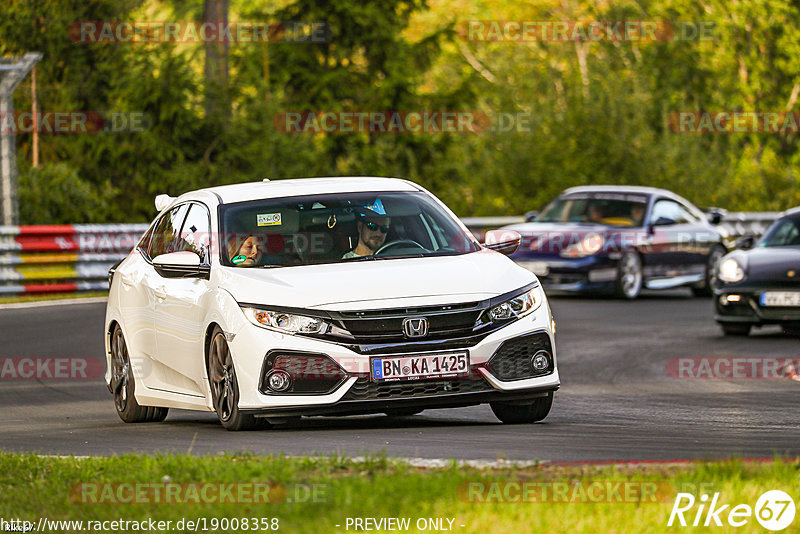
[{"xmin": 365, "ymin": 222, "xmax": 390, "ymax": 233}]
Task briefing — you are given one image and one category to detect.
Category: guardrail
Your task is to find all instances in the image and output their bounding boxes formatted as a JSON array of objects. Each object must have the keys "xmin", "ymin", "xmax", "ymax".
[
  {"xmin": 461, "ymin": 212, "xmax": 780, "ymax": 243},
  {"xmin": 0, "ymin": 224, "xmax": 147, "ymax": 295},
  {"xmin": 0, "ymin": 213, "xmax": 781, "ymax": 296}
]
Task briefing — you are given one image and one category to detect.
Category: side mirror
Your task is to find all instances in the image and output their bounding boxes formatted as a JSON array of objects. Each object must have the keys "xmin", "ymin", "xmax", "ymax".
[
  {"xmin": 708, "ymin": 210, "xmax": 724, "ymax": 225},
  {"xmin": 652, "ymin": 216, "xmax": 676, "ymax": 227},
  {"xmin": 483, "ymin": 229, "xmax": 521, "ymax": 256},
  {"xmin": 153, "ymin": 251, "xmax": 210, "ymax": 279},
  {"xmin": 524, "ymin": 210, "xmax": 538, "ymax": 222},
  {"xmin": 735, "ymin": 235, "xmax": 755, "ymax": 250}
]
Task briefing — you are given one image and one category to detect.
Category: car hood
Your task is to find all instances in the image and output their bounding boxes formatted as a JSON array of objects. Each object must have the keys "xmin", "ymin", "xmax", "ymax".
[
  {"xmin": 733, "ymin": 246, "xmax": 800, "ymax": 280},
  {"xmin": 218, "ymin": 250, "xmax": 535, "ymax": 311}
]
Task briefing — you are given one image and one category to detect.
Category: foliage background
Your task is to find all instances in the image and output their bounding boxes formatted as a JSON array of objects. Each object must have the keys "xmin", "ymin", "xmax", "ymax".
[{"xmin": 2, "ymin": 0, "xmax": 799, "ymax": 223}]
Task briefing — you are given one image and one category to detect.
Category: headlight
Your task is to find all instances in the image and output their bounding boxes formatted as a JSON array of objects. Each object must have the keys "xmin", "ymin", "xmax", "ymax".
[
  {"xmin": 560, "ymin": 233, "xmax": 605, "ymax": 258},
  {"xmin": 242, "ymin": 307, "xmax": 329, "ymax": 335},
  {"xmin": 483, "ymin": 285, "xmax": 544, "ymax": 323},
  {"xmin": 718, "ymin": 258, "xmax": 745, "ymax": 283}
]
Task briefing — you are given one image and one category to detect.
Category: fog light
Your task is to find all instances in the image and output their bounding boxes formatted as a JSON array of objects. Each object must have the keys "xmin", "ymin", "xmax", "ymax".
[
  {"xmin": 531, "ymin": 351, "xmax": 550, "ymax": 372},
  {"xmin": 266, "ymin": 370, "xmax": 291, "ymax": 392},
  {"xmin": 727, "ymin": 294, "xmax": 741, "ymax": 302}
]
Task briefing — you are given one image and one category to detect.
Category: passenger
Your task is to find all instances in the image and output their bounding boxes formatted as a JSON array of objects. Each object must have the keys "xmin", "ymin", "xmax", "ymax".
[
  {"xmin": 342, "ymin": 215, "xmax": 391, "ymax": 258},
  {"xmin": 587, "ymin": 204, "xmax": 604, "ymax": 223},
  {"xmin": 228, "ymin": 234, "xmax": 263, "ymax": 266},
  {"xmin": 630, "ymin": 204, "xmax": 646, "ymax": 226}
]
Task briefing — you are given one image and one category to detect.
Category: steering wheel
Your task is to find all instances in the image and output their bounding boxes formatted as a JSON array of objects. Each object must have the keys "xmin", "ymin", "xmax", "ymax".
[{"xmin": 375, "ymin": 239, "xmax": 427, "ymax": 255}]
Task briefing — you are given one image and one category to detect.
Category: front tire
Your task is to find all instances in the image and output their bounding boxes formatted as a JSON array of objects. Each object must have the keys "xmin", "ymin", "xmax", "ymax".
[
  {"xmin": 720, "ymin": 323, "xmax": 751, "ymax": 336},
  {"xmin": 692, "ymin": 245, "xmax": 726, "ymax": 297},
  {"xmin": 614, "ymin": 252, "xmax": 643, "ymax": 299},
  {"xmin": 110, "ymin": 325, "xmax": 168, "ymax": 423},
  {"xmin": 490, "ymin": 392, "xmax": 553, "ymax": 424},
  {"xmin": 208, "ymin": 326, "xmax": 268, "ymax": 431}
]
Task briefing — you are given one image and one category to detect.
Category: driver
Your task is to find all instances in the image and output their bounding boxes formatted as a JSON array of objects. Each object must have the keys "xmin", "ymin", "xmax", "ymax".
[
  {"xmin": 342, "ymin": 214, "xmax": 391, "ymax": 259},
  {"xmin": 227, "ymin": 234, "xmax": 263, "ymax": 266}
]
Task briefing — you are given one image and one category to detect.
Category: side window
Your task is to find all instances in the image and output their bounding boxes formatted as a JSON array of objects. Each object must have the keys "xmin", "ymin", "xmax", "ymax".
[
  {"xmin": 148, "ymin": 204, "xmax": 190, "ymax": 259},
  {"xmin": 651, "ymin": 199, "xmax": 686, "ymax": 224},
  {"xmin": 178, "ymin": 204, "xmax": 212, "ymax": 263},
  {"xmin": 678, "ymin": 204, "xmax": 701, "ymax": 224},
  {"xmin": 137, "ymin": 224, "xmax": 156, "ymax": 256}
]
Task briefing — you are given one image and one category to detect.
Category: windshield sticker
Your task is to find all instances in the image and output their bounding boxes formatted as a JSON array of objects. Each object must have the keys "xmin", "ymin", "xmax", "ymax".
[
  {"xmin": 232, "ymin": 254, "xmax": 246, "ymax": 264},
  {"xmin": 364, "ymin": 198, "xmax": 386, "ymax": 215},
  {"xmin": 257, "ymin": 213, "xmax": 282, "ymax": 226}
]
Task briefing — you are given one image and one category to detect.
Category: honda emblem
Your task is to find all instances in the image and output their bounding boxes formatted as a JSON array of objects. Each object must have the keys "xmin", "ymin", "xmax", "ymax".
[{"xmin": 402, "ymin": 317, "xmax": 429, "ymax": 338}]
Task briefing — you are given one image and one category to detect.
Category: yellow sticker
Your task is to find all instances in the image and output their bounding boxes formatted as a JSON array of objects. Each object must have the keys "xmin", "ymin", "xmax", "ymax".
[{"xmin": 257, "ymin": 213, "xmax": 282, "ymax": 226}]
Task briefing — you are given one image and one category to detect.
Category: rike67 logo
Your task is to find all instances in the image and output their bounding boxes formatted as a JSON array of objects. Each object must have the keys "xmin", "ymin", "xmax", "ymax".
[{"xmin": 668, "ymin": 490, "xmax": 795, "ymax": 531}]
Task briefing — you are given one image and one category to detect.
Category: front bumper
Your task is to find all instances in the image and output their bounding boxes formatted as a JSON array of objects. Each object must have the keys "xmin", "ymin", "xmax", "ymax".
[
  {"xmin": 514, "ymin": 254, "xmax": 619, "ymax": 293},
  {"xmin": 228, "ymin": 304, "xmax": 560, "ymax": 414},
  {"xmin": 715, "ymin": 286, "xmax": 800, "ymax": 325}
]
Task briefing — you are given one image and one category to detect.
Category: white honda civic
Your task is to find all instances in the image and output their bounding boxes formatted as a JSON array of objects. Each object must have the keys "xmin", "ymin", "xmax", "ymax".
[{"xmin": 104, "ymin": 177, "xmax": 560, "ymax": 430}]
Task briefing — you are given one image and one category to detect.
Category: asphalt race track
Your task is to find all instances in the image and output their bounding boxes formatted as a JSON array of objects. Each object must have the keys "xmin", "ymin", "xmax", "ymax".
[{"xmin": 1, "ymin": 292, "xmax": 797, "ymax": 462}]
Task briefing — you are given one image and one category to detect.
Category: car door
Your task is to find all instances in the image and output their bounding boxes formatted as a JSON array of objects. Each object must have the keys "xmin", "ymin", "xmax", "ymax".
[
  {"xmin": 115, "ymin": 223, "xmax": 160, "ymax": 373},
  {"xmin": 136, "ymin": 203, "xmax": 190, "ymax": 392},
  {"xmin": 153, "ymin": 202, "xmax": 213, "ymax": 397},
  {"xmin": 673, "ymin": 201, "xmax": 711, "ymax": 278},
  {"xmin": 645, "ymin": 198, "xmax": 694, "ymax": 279}
]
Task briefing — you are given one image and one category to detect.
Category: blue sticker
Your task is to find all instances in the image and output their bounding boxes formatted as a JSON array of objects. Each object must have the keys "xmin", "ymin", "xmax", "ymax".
[
  {"xmin": 365, "ymin": 198, "xmax": 386, "ymax": 215},
  {"xmin": 372, "ymin": 359, "xmax": 383, "ymax": 379}
]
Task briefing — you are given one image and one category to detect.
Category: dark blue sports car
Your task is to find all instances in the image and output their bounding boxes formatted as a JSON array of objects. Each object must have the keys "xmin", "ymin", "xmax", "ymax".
[
  {"xmin": 715, "ymin": 207, "xmax": 800, "ymax": 336},
  {"xmin": 502, "ymin": 186, "xmax": 728, "ymax": 299}
]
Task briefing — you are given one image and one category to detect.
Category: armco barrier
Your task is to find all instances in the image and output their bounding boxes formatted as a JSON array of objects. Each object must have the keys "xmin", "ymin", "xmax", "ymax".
[
  {"xmin": 0, "ymin": 213, "xmax": 781, "ymax": 296},
  {"xmin": 462, "ymin": 212, "xmax": 780, "ymax": 243},
  {"xmin": 0, "ymin": 224, "xmax": 148, "ymax": 295}
]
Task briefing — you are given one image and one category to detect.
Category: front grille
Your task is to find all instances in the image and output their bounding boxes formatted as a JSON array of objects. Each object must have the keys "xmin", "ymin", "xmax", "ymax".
[
  {"xmin": 342, "ymin": 373, "xmax": 493, "ymax": 401},
  {"xmin": 543, "ymin": 273, "xmax": 585, "ymax": 284},
  {"xmin": 334, "ymin": 302, "xmax": 486, "ymax": 343},
  {"xmin": 718, "ymin": 300, "xmax": 756, "ymax": 317},
  {"xmin": 487, "ymin": 331, "xmax": 553, "ymax": 381},
  {"xmin": 757, "ymin": 306, "xmax": 800, "ymax": 321}
]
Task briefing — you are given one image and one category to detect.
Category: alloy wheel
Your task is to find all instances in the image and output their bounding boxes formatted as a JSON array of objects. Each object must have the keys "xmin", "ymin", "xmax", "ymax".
[
  {"xmin": 209, "ymin": 332, "xmax": 235, "ymax": 422},
  {"xmin": 111, "ymin": 327, "xmax": 132, "ymax": 413}
]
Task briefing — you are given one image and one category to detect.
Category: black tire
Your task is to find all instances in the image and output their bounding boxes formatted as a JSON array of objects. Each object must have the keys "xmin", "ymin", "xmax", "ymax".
[
  {"xmin": 720, "ymin": 323, "xmax": 751, "ymax": 336},
  {"xmin": 207, "ymin": 326, "xmax": 268, "ymax": 431},
  {"xmin": 490, "ymin": 392, "xmax": 553, "ymax": 424},
  {"xmin": 692, "ymin": 245, "xmax": 726, "ymax": 297},
  {"xmin": 110, "ymin": 325, "xmax": 169, "ymax": 423},
  {"xmin": 613, "ymin": 252, "xmax": 643, "ymax": 299},
  {"xmin": 384, "ymin": 408, "xmax": 424, "ymax": 417}
]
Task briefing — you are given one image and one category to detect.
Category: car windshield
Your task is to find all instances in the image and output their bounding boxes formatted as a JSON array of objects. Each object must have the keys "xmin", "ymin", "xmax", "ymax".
[
  {"xmin": 218, "ymin": 191, "xmax": 480, "ymax": 267},
  {"xmin": 536, "ymin": 193, "xmax": 649, "ymax": 227},
  {"xmin": 758, "ymin": 215, "xmax": 800, "ymax": 247}
]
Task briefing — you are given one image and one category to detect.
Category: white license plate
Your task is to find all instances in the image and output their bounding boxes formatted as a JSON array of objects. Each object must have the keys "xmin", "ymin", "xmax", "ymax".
[
  {"xmin": 760, "ymin": 291, "xmax": 800, "ymax": 307},
  {"xmin": 371, "ymin": 352, "xmax": 469, "ymax": 381},
  {"xmin": 518, "ymin": 261, "xmax": 550, "ymax": 276}
]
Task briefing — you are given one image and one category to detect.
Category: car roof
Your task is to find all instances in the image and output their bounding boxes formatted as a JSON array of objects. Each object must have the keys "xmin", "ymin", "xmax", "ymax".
[
  {"xmin": 781, "ymin": 206, "xmax": 800, "ymax": 217},
  {"xmin": 198, "ymin": 176, "xmax": 420, "ymax": 204},
  {"xmin": 563, "ymin": 185, "xmax": 671, "ymax": 197},
  {"xmin": 560, "ymin": 185, "xmax": 704, "ymax": 207}
]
